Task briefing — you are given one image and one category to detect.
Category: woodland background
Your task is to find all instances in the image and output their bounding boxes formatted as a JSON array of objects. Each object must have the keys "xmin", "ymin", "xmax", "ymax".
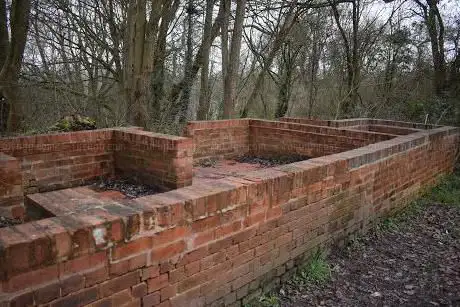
[{"xmin": 0, "ymin": 0, "xmax": 459, "ymax": 135}]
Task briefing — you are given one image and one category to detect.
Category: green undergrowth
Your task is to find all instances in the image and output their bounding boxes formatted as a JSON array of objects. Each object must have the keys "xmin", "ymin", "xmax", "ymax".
[
  {"xmin": 422, "ymin": 171, "xmax": 460, "ymax": 205},
  {"xmin": 246, "ymin": 250, "xmax": 330, "ymax": 307},
  {"xmin": 247, "ymin": 166, "xmax": 460, "ymax": 307}
]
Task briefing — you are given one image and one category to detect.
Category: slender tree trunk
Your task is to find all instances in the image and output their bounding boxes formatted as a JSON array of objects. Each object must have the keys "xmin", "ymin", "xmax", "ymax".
[
  {"xmin": 0, "ymin": 0, "xmax": 32, "ymax": 132},
  {"xmin": 125, "ymin": 0, "xmax": 147, "ymax": 127},
  {"xmin": 0, "ymin": 0, "xmax": 7, "ymax": 68},
  {"xmin": 222, "ymin": 0, "xmax": 246, "ymax": 118},
  {"xmin": 307, "ymin": 42, "xmax": 320, "ymax": 117},
  {"xmin": 413, "ymin": 0, "xmax": 447, "ymax": 95},
  {"xmin": 220, "ymin": 0, "xmax": 230, "ymax": 117},
  {"xmin": 197, "ymin": 0, "xmax": 215, "ymax": 120},
  {"xmin": 331, "ymin": 0, "xmax": 360, "ymax": 118},
  {"xmin": 176, "ymin": 0, "xmax": 194, "ymax": 124}
]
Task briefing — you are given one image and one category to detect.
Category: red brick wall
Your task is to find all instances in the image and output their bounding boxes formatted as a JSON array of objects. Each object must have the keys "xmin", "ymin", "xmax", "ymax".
[
  {"xmin": 0, "ymin": 153, "xmax": 23, "ymax": 219},
  {"xmin": 349, "ymin": 124, "xmax": 421, "ymax": 135},
  {"xmin": 113, "ymin": 130, "xmax": 193, "ymax": 189},
  {"xmin": 249, "ymin": 120, "xmax": 394, "ymax": 158},
  {"xmin": 281, "ymin": 117, "xmax": 439, "ymax": 129},
  {"xmin": 0, "ymin": 129, "xmax": 115, "ymax": 194},
  {"xmin": 279, "ymin": 117, "xmax": 366, "ymax": 127},
  {"xmin": 0, "ymin": 128, "xmax": 194, "ymax": 219},
  {"xmin": 185, "ymin": 119, "xmax": 393, "ymax": 160},
  {"xmin": 0, "ymin": 122, "xmax": 458, "ymax": 307},
  {"xmin": 184, "ymin": 120, "xmax": 250, "ymax": 160}
]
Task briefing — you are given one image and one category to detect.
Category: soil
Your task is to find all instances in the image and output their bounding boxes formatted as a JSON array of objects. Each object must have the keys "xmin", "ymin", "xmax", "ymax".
[
  {"xmin": 90, "ymin": 178, "xmax": 162, "ymax": 198},
  {"xmin": 0, "ymin": 216, "xmax": 21, "ymax": 229},
  {"xmin": 280, "ymin": 203, "xmax": 460, "ymax": 307}
]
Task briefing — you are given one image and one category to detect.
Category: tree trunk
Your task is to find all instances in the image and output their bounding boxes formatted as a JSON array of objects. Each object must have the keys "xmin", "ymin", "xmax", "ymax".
[
  {"xmin": 222, "ymin": 0, "xmax": 246, "ymax": 118},
  {"xmin": 197, "ymin": 0, "xmax": 215, "ymax": 120},
  {"xmin": 331, "ymin": 0, "xmax": 360, "ymax": 118},
  {"xmin": 176, "ymin": 0, "xmax": 195, "ymax": 125},
  {"xmin": 167, "ymin": 0, "xmax": 225, "ymax": 116},
  {"xmin": 125, "ymin": 0, "xmax": 147, "ymax": 127},
  {"xmin": 0, "ymin": 0, "xmax": 32, "ymax": 132},
  {"xmin": 413, "ymin": 0, "xmax": 447, "ymax": 95},
  {"xmin": 307, "ymin": 40, "xmax": 320, "ymax": 117}
]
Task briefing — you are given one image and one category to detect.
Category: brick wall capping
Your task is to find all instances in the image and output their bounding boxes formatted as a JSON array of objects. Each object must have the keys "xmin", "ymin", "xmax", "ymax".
[{"xmin": 280, "ymin": 116, "xmax": 444, "ymax": 130}]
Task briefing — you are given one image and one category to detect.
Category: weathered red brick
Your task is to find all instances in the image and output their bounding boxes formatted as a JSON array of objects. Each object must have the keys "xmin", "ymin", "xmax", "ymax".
[
  {"xmin": 143, "ymin": 291, "xmax": 160, "ymax": 307},
  {"xmin": 50, "ymin": 286, "xmax": 99, "ymax": 307},
  {"xmin": 109, "ymin": 253, "xmax": 147, "ymax": 276},
  {"xmin": 60, "ymin": 274, "xmax": 85, "ymax": 296},
  {"xmin": 111, "ymin": 289, "xmax": 133, "ymax": 306},
  {"xmin": 142, "ymin": 265, "xmax": 160, "ymax": 281},
  {"xmin": 150, "ymin": 241, "xmax": 186, "ymax": 262},
  {"xmin": 2, "ymin": 264, "xmax": 59, "ymax": 292},
  {"xmin": 59, "ymin": 251, "xmax": 107, "ymax": 277},
  {"xmin": 160, "ymin": 284, "xmax": 177, "ymax": 301},
  {"xmin": 34, "ymin": 281, "xmax": 60, "ymax": 304},
  {"xmin": 132, "ymin": 282, "xmax": 148, "ymax": 298},
  {"xmin": 147, "ymin": 273, "xmax": 168, "ymax": 293},
  {"xmin": 99, "ymin": 271, "xmax": 140, "ymax": 298},
  {"xmin": 112, "ymin": 237, "xmax": 151, "ymax": 260},
  {"xmin": 85, "ymin": 266, "xmax": 109, "ymax": 287}
]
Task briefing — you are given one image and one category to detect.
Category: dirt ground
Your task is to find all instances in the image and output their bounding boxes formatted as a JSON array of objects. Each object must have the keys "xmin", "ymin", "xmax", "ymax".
[
  {"xmin": 0, "ymin": 215, "xmax": 21, "ymax": 228},
  {"xmin": 90, "ymin": 178, "xmax": 162, "ymax": 198},
  {"xmin": 281, "ymin": 203, "xmax": 460, "ymax": 307}
]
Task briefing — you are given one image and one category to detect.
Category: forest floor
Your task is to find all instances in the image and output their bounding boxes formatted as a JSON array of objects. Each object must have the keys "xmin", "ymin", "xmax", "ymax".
[{"xmin": 250, "ymin": 167, "xmax": 460, "ymax": 307}]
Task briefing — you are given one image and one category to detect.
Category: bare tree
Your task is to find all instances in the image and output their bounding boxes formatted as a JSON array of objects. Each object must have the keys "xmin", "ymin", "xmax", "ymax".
[
  {"xmin": 412, "ymin": 0, "xmax": 447, "ymax": 95},
  {"xmin": 222, "ymin": 0, "xmax": 247, "ymax": 118},
  {"xmin": 197, "ymin": 0, "xmax": 216, "ymax": 120}
]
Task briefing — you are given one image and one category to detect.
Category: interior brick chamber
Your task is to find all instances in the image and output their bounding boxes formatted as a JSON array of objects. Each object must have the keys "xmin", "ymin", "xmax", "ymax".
[
  {"xmin": 184, "ymin": 119, "xmax": 395, "ymax": 161},
  {"xmin": 0, "ymin": 127, "xmax": 193, "ymax": 219},
  {"xmin": 0, "ymin": 118, "xmax": 458, "ymax": 307}
]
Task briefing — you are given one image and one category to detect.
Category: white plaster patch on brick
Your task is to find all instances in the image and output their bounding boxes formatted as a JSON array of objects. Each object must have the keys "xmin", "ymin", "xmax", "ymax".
[{"xmin": 93, "ymin": 227, "xmax": 107, "ymax": 246}]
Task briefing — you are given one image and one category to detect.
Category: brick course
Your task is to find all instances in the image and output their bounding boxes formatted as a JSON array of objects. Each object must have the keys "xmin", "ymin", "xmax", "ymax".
[{"xmin": 0, "ymin": 119, "xmax": 458, "ymax": 307}]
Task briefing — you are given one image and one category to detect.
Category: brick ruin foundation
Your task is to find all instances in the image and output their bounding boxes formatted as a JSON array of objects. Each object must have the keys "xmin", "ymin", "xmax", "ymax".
[{"xmin": 0, "ymin": 118, "xmax": 458, "ymax": 307}]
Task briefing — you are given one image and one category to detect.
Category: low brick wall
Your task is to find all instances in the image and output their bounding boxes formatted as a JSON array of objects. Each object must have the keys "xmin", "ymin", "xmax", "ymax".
[
  {"xmin": 184, "ymin": 120, "xmax": 250, "ymax": 160},
  {"xmin": 185, "ymin": 119, "xmax": 395, "ymax": 159},
  {"xmin": 0, "ymin": 129, "xmax": 115, "ymax": 194},
  {"xmin": 0, "ymin": 120, "xmax": 458, "ymax": 307},
  {"xmin": 280, "ymin": 117, "xmax": 439, "ymax": 129},
  {"xmin": 348, "ymin": 124, "xmax": 421, "ymax": 135},
  {"xmin": 113, "ymin": 130, "xmax": 193, "ymax": 190},
  {"xmin": 249, "ymin": 120, "xmax": 394, "ymax": 158},
  {"xmin": 0, "ymin": 128, "xmax": 193, "ymax": 218},
  {"xmin": 0, "ymin": 154, "xmax": 23, "ymax": 219}
]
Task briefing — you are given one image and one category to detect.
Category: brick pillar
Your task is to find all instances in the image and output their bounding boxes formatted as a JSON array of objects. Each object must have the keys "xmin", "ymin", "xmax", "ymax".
[{"xmin": 0, "ymin": 153, "xmax": 24, "ymax": 220}]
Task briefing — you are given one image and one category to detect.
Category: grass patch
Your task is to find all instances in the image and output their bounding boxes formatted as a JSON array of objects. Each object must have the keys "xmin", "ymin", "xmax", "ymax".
[
  {"xmin": 292, "ymin": 249, "xmax": 331, "ymax": 286},
  {"xmin": 245, "ymin": 249, "xmax": 330, "ymax": 307},
  {"xmin": 249, "ymin": 293, "xmax": 281, "ymax": 307},
  {"xmin": 421, "ymin": 172, "xmax": 460, "ymax": 205}
]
